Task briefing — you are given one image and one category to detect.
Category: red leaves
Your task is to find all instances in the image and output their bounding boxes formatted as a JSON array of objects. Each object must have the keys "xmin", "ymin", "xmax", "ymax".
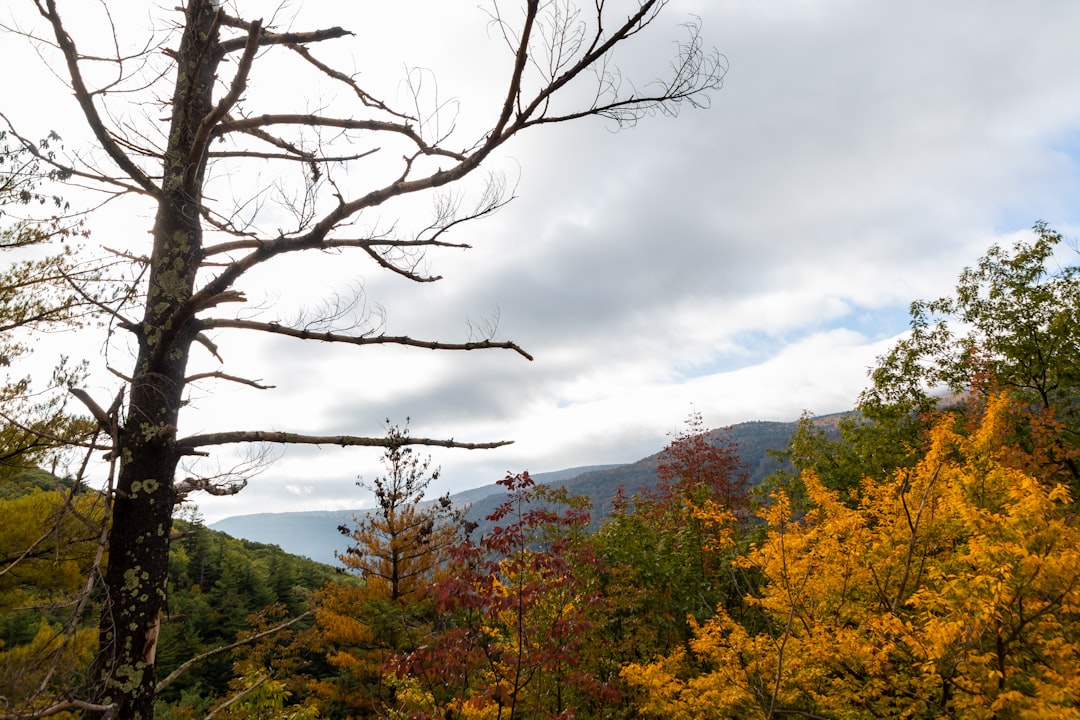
[
  {"xmin": 653, "ymin": 410, "xmax": 749, "ymax": 515},
  {"xmin": 390, "ymin": 471, "xmax": 618, "ymax": 717}
]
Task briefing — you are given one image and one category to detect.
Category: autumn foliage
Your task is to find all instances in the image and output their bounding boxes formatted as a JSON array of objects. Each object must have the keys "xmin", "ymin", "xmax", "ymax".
[
  {"xmin": 623, "ymin": 395, "xmax": 1080, "ymax": 719},
  {"xmin": 655, "ymin": 410, "xmax": 749, "ymax": 516},
  {"xmin": 6, "ymin": 396, "xmax": 1080, "ymax": 720},
  {"xmin": 148, "ymin": 232, "xmax": 1080, "ymax": 717},
  {"xmin": 336, "ymin": 425, "xmax": 463, "ymax": 603},
  {"xmin": 307, "ymin": 424, "xmax": 465, "ymax": 716},
  {"xmin": 391, "ymin": 472, "xmax": 619, "ymax": 720},
  {"xmin": 4, "ymin": 231, "xmax": 1080, "ymax": 720}
]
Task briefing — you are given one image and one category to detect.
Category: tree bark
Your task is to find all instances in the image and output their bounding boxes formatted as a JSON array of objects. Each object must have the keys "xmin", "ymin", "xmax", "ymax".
[
  {"xmin": 10, "ymin": 1, "xmax": 726, "ymax": 715},
  {"xmin": 87, "ymin": 2, "xmax": 222, "ymax": 717}
]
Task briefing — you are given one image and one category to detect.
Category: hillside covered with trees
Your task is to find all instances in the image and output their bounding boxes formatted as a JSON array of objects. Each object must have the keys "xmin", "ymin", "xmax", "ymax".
[{"xmin": 209, "ymin": 421, "xmax": 803, "ymax": 566}]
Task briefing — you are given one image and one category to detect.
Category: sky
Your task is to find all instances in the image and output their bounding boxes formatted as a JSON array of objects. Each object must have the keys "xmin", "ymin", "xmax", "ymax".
[{"xmin": 4, "ymin": 0, "xmax": 1080, "ymax": 522}]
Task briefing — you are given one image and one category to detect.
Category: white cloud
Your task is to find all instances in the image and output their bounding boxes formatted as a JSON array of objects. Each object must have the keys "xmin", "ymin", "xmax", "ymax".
[
  {"xmin": 285, "ymin": 484, "xmax": 314, "ymax": 496},
  {"xmin": 6, "ymin": 1, "xmax": 1080, "ymax": 523}
]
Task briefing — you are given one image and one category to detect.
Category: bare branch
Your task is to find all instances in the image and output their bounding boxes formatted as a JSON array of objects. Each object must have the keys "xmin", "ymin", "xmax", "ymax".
[
  {"xmin": 6, "ymin": 2, "xmax": 722, "ymax": 712},
  {"xmin": 187, "ymin": 163, "xmax": 511, "ymax": 314},
  {"xmin": 174, "ymin": 474, "xmax": 246, "ymax": 499},
  {"xmin": 194, "ymin": 332, "xmax": 223, "ymax": 362},
  {"xmin": 222, "ymin": 122, "xmax": 329, "ymax": 163},
  {"xmin": 215, "ymin": 114, "xmax": 467, "ymax": 162},
  {"xmin": 512, "ymin": 4, "xmax": 723, "ymax": 131},
  {"xmin": 204, "ymin": 677, "xmax": 268, "ymax": 720},
  {"xmin": 217, "ymin": 21, "xmax": 352, "ymax": 53},
  {"xmin": 57, "ymin": 266, "xmax": 139, "ymax": 332},
  {"xmin": 202, "ymin": 235, "xmax": 470, "ymax": 259},
  {"xmin": 207, "ymin": 147, "xmax": 378, "ymax": 163},
  {"xmin": 0, "ymin": 406, "xmax": 110, "ymax": 453},
  {"xmin": 184, "ymin": 371, "xmax": 274, "ymax": 390},
  {"xmin": 489, "ymin": 0, "xmax": 542, "ymax": 142},
  {"xmin": 191, "ymin": 289, "xmax": 247, "ymax": 312},
  {"xmin": 156, "ymin": 610, "xmax": 310, "ymax": 691},
  {"xmin": 187, "ymin": 19, "xmax": 263, "ymax": 169},
  {"xmin": 37, "ymin": 0, "xmax": 159, "ymax": 195},
  {"xmin": 68, "ymin": 388, "xmax": 111, "ymax": 431},
  {"xmin": 0, "ymin": 113, "xmax": 154, "ymax": 197},
  {"xmin": 176, "ymin": 430, "xmax": 513, "ymax": 451},
  {"xmin": 102, "ymin": 246, "xmax": 149, "ymax": 265},
  {"xmin": 0, "ymin": 699, "xmax": 119, "ymax": 720},
  {"xmin": 106, "ymin": 365, "xmax": 133, "ymax": 384},
  {"xmin": 284, "ymin": 41, "xmax": 413, "ymax": 120},
  {"xmin": 197, "ymin": 317, "xmax": 534, "ymax": 360},
  {"xmin": 358, "ymin": 243, "xmax": 443, "ymax": 282}
]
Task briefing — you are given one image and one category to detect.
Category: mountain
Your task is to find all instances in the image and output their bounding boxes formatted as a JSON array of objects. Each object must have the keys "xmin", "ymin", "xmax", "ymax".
[
  {"xmin": 209, "ymin": 509, "xmax": 360, "ymax": 570},
  {"xmin": 208, "ymin": 465, "xmax": 623, "ymax": 566},
  {"xmin": 462, "ymin": 420, "xmax": 803, "ymax": 534},
  {"xmin": 210, "ymin": 419, "xmax": 819, "ymax": 565}
]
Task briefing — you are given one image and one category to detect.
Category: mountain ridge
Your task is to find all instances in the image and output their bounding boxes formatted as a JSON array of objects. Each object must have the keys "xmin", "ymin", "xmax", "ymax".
[
  {"xmin": 209, "ymin": 417, "xmax": 826, "ymax": 565},
  {"xmin": 208, "ymin": 465, "xmax": 625, "ymax": 565}
]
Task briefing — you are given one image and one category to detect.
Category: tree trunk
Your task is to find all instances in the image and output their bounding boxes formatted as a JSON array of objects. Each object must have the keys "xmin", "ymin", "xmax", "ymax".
[{"xmin": 88, "ymin": 3, "xmax": 221, "ymax": 717}]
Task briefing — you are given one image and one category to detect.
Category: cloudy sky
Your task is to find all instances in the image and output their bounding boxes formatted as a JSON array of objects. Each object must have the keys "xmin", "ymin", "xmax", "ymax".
[{"xmin": 5, "ymin": 0, "xmax": 1080, "ymax": 522}]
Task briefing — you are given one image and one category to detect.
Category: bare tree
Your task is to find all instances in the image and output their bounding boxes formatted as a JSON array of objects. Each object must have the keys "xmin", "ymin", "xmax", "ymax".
[{"xmin": 7, "ymin": 0, "xmax": 724, "ymax": 716}]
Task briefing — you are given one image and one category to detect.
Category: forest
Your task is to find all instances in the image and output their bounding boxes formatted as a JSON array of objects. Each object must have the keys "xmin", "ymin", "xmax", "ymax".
[
  {"xmin": 3, "ymin": 224, "xmax": 1079, "ymax": 719},
  {"xmin": 1, "ymin": 1, "xmax": 1078, "ymax": 718}
]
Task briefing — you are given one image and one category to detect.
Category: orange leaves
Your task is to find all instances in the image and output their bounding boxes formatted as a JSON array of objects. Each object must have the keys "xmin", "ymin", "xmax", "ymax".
[
  {"xmin": 625, "ymin": 394, "xmax": 1080, "ymax": 719},
  {"xmin": 337, "ymin": 426, "xmax": 462, "ymax": 604}
]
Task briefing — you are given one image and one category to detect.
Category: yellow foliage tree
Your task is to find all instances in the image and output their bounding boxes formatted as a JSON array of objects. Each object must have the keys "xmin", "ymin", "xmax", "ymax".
[
  {"xmin": 0, "ymin": 490, "xmax": 103, "ymax": 615},
  {"xmin": 624, "ymin": 394, "xmax": 1080, "ymax": 719},
  {"xmin": 0, "ymin": 620, "xmax": 97, "ymax": 717},
  {"xmin": 0, "ymin": 488, "xmax": 104, "ymax": 715}
]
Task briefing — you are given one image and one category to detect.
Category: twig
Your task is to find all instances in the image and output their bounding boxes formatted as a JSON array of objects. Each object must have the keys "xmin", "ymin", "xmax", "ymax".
[
  {"xmin": 157, "ymin": 611, "xmax": 311, "ymax": 691},
  {"xmin": 203, "ymin": 676, "xmax": 268, "ymax": 720},
  {"xmin": 0, "ymin": 699, "xmax": 118, "ymax": 720},
  {"xmin": 184, "ymin": 371, "xmax": 274, "ymax": 390}
]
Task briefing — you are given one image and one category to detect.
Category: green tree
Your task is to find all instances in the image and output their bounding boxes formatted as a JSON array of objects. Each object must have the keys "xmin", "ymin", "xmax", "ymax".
[
  {"xmin": 766, "ymin": 224, "xmax": 1080, "ymax": 508},
  {"xmin": 151, "ymin": 526, "xmax": 346, "ymax": 716},
  {"xmin": 0, "ymin": 128, "xmax": 71, "ymax": 248},
  {"xmin": 766, "ymin": 409, "xmax": 925, "ymax": 504},
  {"xmin": 0, "ymin": 129, "xmax": 96, "ymax": 477},
  {"xmin": 0, "ymin": 132, "xmax": 107, "ymax": 718},
  {"xmin": 11, "ymin": 2, "xmax": 723, "ymax": 716},
  {"xmin": 863, "ymin": 223, "xmax": 1080, "ymax": 484},
  {"xmin": 0, "ymin": 488, "xmax": 105, "ymax": 714},
  {"xmin": 592, "ymin": 413, "xmax": 749, "ymax": 666}
]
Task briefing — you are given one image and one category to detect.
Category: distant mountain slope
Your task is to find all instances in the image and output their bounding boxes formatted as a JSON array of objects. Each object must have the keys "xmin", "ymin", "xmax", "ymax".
[
  {"xmin": 464, "ymin": 420, "xmax": 803, "ymax": 533},
  {"xmin": 210, "ymin": 420, "xmax": 821, "ymax": 565},
  {"xmin": 0, "ymin": 466, "xmax": 74, "ymax": 499},
  {"xmin": 208, "ymin": 465, "xmax": 622, "ymax": 566},
  {"xmin": 209, "ymin": 510, "xmax": 358, "ymax": 570}
]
